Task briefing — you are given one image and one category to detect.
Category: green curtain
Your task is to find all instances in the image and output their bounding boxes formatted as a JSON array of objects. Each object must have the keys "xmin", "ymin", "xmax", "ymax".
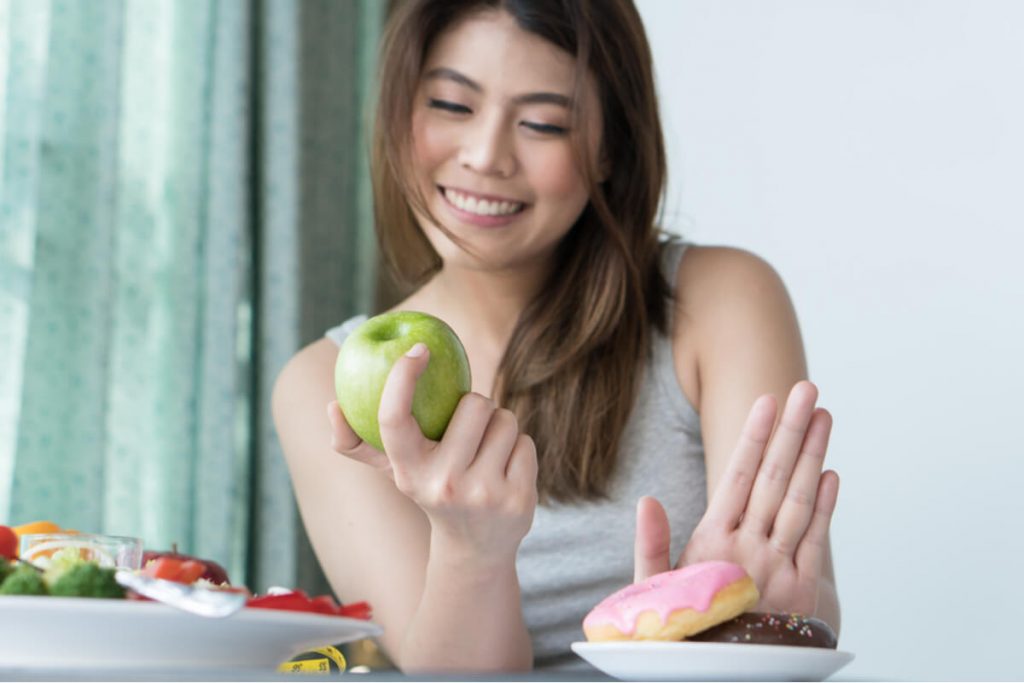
[{"xmin": 0, "ymin": 0, "xmax": 382, "ymax": 594}]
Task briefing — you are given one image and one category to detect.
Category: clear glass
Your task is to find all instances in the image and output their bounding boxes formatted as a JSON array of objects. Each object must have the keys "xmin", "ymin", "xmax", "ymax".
[{"xmin": 19, "ymin": 533, "xmax": 144, "ymax": 570}]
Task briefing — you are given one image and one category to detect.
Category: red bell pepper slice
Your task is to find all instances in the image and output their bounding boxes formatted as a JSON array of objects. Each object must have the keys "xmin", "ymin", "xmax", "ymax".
[
  {"xmin": 337, "ymin": 601, "xmax": 372, "ymax": 620},
  {"xmin": 245, "ymin": 590, "xmax": 372, "ymax": 619}
]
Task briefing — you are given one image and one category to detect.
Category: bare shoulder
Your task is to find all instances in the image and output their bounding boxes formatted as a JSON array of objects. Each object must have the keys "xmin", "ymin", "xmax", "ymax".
[
  {"xmin": 671, "ymin": 245, "xmax": 806, "ymax": 411},
  {"xmin": 271, "ymin": 337, "xmax": 346, "ymax": 472},
  {"xmin": 271, "ymin": 337, "xmax": 367, "ymax": 494},
  {"xmin": 273, "ymin": 338, "xmax": 338, "ymax": 416},
  {"xmin": 675, "ymin": 245, "xmax": 790, "ymax": 307}
]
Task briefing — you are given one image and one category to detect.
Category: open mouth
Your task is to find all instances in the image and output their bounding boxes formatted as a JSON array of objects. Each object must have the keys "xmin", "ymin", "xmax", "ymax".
[{"xmin": 438, "ymin": 186, "xmax": 527, "ymax": 218}]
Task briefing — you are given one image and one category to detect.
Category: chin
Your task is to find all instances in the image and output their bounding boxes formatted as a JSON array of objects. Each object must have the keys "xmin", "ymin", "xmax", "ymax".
[
  {"xmin": 417, "ymin": 208, "xmax": 563, "ymax": 273},
  {"xmin": 435, "ymin": 242, "xmax": 505, "ymax": 271},
  {"xmin": 422, "ymin": 220, "xmax": 492, "ymax": 259},
  {"xmin": 425, "ymin": 235, "xmax": 510, "ymax": 272}
]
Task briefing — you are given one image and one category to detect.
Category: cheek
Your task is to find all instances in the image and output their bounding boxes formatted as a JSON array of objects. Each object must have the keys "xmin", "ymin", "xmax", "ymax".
[
  {"xmin": 411, "ymin": 112, "xmax": 451, "ymax": 174},
  {"xmin": 528, "ymin": 148, "xmax": 589, "ymax": 210}
]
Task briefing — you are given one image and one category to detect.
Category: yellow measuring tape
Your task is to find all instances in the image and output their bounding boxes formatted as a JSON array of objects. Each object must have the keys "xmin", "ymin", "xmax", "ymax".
[{"xmin": 277, "ymin": 645, "xmax": 347, "ymax": 674}]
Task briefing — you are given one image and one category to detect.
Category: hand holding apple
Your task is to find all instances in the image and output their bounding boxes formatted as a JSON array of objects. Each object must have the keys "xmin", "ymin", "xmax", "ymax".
[
  {"xmin": 372, "ymin": 342, "xmax": 539, "ymax": 559},
  {"xmin": 331, "ymin": 310, "xmax": 537, "ymax": 561},
  {"xmin": 334, "ymin": 311, "xmax": 471, "ymax": 452}
]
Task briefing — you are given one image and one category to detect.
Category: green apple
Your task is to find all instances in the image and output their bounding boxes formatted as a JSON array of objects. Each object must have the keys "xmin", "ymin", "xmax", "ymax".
[{"xmin": 334, "ymin": 311, "xmax": 471, "ymax": 451}]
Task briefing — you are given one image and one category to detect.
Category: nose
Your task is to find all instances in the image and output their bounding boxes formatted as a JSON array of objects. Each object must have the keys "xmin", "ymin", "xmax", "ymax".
[{"xmin": 457, "ymin": 111, "xmax": 517, "ymax": 179}]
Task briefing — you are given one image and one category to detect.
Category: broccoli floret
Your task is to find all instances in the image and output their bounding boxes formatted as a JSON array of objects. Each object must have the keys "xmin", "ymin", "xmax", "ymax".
[
  {"xmin": 0, "ymin": 564, "xmax": 48, "ymax": 595},
  {"xmin": 43, "ymin": 546, "xmax": 88, "ymax": 586},
  {"xmin": 0, "ymin": 560, "xmax": 13, "ymax": 584},
  {"xmin": 49, "ymin": 562, "xmax": 125, "ymax": 599}
]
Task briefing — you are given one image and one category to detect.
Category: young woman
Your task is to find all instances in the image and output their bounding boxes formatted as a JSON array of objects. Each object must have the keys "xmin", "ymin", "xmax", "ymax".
[{"xmin": 272, "ymin": 0, "xmax": 840, "ymax": 673}]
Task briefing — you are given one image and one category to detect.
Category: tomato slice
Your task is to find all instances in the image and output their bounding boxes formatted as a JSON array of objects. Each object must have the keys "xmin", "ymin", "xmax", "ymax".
[
  {"xmin": 142, "ymin": 557, "xmax": 185, "ymax": 581},
  {"xmin": 0, "ymin": 526, "xmax": 17, "ymax": 560},
  {"xmin": 175, "ymin": 560, "xmax": 207, "ymax": 584},
  {"xmin": 140, "ymin": 556, "xmax": 210, "ymax": 584}
]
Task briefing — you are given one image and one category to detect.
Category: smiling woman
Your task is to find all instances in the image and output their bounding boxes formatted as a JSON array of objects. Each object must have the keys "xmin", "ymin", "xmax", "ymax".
[
  {"xmin": 409, "ymin": 18, "xmax": 595, "ymax": 273},
  {"xmin": 273, "ymin": 0, "xmax": 841, "ymax": 674}
]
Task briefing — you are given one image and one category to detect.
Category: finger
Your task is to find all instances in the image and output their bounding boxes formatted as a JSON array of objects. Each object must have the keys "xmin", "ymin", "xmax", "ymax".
[
  {"xmin": 378, "ymin": 343, "xmax": 433, "ymax": 463},
  {"xmin": 634, "ymin": 496, "xmax": 672, "ymax": 582},
  {"xmin": 742, "ymin": 381, "xmax": 818, "ymax": 536},
  {"xmin": 768, "ymin": 408, "xmax": 832, "ymax": 556},
  {"xmin": 505, "ymin": 434, "xmax": 538, "ymax": 492},
  {"xmin": 439, "ymin": 393, "xmax": 499, "ymax": 471},
  {"xmin": 795, "ymin": 470, "xmax": 839, "ymax": 579},
  {"xmin": 470, "ymin": 408, "xmax": 520, "ymax": 476},
  {"xmin": 702, "ymin": 394, "xmax": 777, "ymax": 531},
  {"xmin": 327, "ymin": 401, "xmax": 393, "ymax": 476}
]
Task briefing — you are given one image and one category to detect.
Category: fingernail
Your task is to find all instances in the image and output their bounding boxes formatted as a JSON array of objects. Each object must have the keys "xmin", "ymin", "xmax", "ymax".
[
  {"xmin": 406, "ymin": 342, "xmax": 427, "ymax": 358},
  {"xmin": 326, "ymin": 402, "xmax": 337, "ymax": 423}
]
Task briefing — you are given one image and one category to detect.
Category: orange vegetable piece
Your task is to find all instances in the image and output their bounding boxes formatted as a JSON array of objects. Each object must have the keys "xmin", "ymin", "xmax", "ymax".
[{"xmin": 11, "ymin": 520, "xmax": 62, "ymax": 537}]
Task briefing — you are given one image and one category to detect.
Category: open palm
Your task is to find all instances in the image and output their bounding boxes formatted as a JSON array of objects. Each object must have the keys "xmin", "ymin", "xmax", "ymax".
[{"xmin": 635, "ymin": 382, "xmax": 839, "ymax": 617}]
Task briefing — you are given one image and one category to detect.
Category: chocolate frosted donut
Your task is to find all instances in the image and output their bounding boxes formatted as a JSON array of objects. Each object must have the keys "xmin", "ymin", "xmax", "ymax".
[{"xmin": 689, "ymin": 612, "xmax": 837, "ymax": 649}]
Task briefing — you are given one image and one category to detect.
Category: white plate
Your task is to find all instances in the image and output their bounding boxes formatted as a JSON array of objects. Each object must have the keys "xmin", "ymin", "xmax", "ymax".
[
  {"xmin": 571, "ymin": 640, "xmax": 854, "ymax": 681},
  {"xmin": 0, "ymin": 595, "xmax": 382, "ymax": 671}
]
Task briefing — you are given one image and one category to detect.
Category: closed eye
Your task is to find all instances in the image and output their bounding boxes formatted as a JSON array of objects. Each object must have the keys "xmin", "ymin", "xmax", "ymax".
[
  {"xmin": 521, "ymin": 121, "xmax": 568, "ymax": 136},
  {"xmin": 427, "ymin": 98, "xmax": 471, "ymax": 114}
]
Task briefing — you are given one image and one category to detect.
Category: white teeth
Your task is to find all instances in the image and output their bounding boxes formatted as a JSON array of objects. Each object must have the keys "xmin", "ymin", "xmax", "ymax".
[{"xmin": 443, "ymin": 188, "xmax": 523, "ymax": 216}]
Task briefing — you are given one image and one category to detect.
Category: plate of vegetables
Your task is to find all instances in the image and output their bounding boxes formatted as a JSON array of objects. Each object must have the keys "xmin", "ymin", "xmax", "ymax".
[{"xmin": 0, "ymin": 522, "xmax": 381, "ymax": 672}]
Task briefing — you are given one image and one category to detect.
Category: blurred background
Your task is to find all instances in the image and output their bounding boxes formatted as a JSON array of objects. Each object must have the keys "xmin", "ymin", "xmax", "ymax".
[
  {"xmin": 1, "ymin": 0, "xmax": 1021, "ymax": 679},
  {"xmin": 642, "ymin": 1, "xmax": 1023, "ymax": 680},
  {"xmin": 1, "ymin": 0, "xmax": 385, "ymax": 598}
]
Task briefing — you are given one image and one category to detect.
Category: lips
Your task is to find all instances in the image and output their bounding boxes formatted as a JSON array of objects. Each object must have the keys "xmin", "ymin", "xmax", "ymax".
[{"xmin": 439, "ymin": 186, "xmax": 526, "ymax": 218}]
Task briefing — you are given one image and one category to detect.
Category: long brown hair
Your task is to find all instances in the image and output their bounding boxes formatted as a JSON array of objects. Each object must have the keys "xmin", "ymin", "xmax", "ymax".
[{"xmin": 372, "ymin": 0, "xmax": 670, "ymax": 502}]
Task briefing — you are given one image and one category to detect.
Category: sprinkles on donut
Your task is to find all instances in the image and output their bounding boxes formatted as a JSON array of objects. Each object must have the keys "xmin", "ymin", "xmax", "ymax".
[{"xmin": 690, "ymin": 612, "xmax": 838, "ymax": 649}]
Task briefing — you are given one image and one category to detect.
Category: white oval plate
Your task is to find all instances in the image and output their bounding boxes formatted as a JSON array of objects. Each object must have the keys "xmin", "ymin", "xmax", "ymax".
[
  {"xmin": 0, "ymin": 595, "xmax": 382, "ymax": 671},
  {"xmin": 571, "ymin": 640, "xmax": 854, "ymax": 681}
]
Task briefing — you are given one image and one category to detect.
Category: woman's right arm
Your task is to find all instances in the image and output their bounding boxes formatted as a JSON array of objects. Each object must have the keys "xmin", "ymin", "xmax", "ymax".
[{"xmin": 271, "ymin": 338, "xmax": 535, "ymax": 672}]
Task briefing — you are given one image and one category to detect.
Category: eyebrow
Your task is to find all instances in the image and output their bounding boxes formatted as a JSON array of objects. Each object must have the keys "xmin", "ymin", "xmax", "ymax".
[{"xmin": 423, "ymin": 67, "xmax": 572, "ymax": 108}]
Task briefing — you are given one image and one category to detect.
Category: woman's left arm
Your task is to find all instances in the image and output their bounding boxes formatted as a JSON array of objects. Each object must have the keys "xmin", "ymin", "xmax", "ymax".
[{"xmin": 636, "ymin": 245, "xmax": 840, "ymax": 632}]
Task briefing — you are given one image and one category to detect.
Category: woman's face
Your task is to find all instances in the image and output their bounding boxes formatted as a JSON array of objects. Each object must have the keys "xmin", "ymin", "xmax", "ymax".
[{"xmin": 410, "ymin": 10, "xmax": 601, "ymax": 273}]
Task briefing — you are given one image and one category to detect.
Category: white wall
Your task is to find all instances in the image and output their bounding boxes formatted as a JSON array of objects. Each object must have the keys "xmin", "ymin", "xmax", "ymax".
[{"xmin": 636, "ymin": 1, "xmax": 1024, "ymax": 680}]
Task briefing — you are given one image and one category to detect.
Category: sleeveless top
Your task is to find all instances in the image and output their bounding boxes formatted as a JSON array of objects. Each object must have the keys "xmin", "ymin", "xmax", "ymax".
[{"xmin": 324, "ymin": 240, "xmax": 707, "ymax": 672}]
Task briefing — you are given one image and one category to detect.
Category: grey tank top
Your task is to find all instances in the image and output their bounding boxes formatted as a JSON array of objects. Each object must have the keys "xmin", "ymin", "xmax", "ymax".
[{"xmin": 325, "ymin": 240, "xmax": 706, "ymax": 672}]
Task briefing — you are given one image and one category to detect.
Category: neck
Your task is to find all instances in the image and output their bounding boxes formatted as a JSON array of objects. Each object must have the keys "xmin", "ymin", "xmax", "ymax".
[
  {"xmin": 426, "ymin": 261, "xmax": 545, "ymax": 353},
  {"xmin": 396, "ymin": 251, "xmax": 557, "ymax": 397}
]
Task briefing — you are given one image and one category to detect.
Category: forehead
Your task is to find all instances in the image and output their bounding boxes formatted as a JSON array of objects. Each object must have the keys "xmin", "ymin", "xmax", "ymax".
[{"xmin": 422, "ymin": 10, "xmax": 578, "ymax": 93}]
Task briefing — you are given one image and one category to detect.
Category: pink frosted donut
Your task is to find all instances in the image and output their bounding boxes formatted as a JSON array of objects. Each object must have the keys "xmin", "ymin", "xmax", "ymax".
[{"xmin": 583, "ymin": 561, "xmax": 760, "ymax": 642}]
